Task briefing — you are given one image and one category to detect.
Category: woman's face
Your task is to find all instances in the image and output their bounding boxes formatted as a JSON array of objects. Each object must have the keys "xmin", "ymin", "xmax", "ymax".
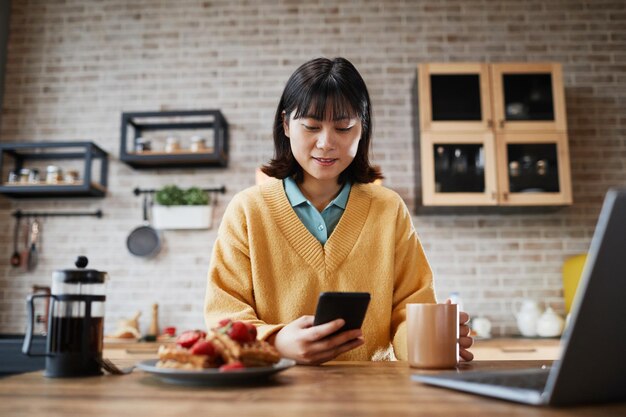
[{"xmin": 284, "ymin": 108, "xmax": 362, "ymax": 186}]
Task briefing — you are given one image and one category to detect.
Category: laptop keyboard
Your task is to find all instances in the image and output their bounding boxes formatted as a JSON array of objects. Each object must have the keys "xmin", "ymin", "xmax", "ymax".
[{"xmin": 457, "ymin": 369, "xmax": 550, "ymax": 391}]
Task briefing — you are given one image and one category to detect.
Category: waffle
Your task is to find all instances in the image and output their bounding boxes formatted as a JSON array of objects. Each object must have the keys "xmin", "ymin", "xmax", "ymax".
[
  {"xmin": 211, "ymin": 331, "xmax": 281, "ymax": 367},
  {"xmin": 156, "ymin": 345, "xmax": 214, "ymax": 369},
  {"xmin": 156, "ymin": 325, "xmax": 281, "ymax": 370}
]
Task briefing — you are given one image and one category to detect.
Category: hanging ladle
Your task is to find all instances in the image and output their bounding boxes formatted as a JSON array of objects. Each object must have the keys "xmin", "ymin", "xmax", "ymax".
[{"xmin": 10, "ymin": 216, "xmax": 21, "ymax": 267}]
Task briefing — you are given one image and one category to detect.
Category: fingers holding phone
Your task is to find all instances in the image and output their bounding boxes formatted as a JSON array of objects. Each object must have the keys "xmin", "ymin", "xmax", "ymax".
[{"xmin": 274, "ymin": 315, "xmax": 364, "ymax": 365}]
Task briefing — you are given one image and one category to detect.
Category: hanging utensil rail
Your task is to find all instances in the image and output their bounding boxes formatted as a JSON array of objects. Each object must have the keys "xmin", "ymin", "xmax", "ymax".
[
  {"xmin": 132, "ymin": 186, "xmax": 226, "ymax": 196},
  {"xmin": 12, "ymin": 210, "xmax": 103, "ymax": 219}
]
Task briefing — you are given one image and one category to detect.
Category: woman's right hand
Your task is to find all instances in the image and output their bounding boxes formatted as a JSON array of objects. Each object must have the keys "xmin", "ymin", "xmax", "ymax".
[{"xmin": 273, "ymin": 315, "xmax": 364, "ymax": 365}]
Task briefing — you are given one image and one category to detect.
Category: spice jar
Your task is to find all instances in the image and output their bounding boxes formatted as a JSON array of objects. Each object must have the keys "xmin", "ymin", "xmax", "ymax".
[
  {"xmin": 46, "ymin": 165, "xmax": 62, "ymax": 184},
  {"xmin": 189, "ymin": 135, "xmax": 207, "ymax": 152},
  {"xmin": 19, "ymin": 168, "xmax": 31, "ymax": 184},
  {"xmin": 64, "ymin": 170, "xmax": 80, "ymax": 184},
  {"xmin": 29, "ymin": 168, "xmax": 40, "ymax": 184},
  {"xmin": 135, "ymin": 137, "xmax": 151, "ymax": 153},
  {"xmin": 165, "ymin": 137, "xmax": 180, "ymax": 153},
  {"xmin": 7, "ymin": 170, "xmax": 18, "ymax": 184}
]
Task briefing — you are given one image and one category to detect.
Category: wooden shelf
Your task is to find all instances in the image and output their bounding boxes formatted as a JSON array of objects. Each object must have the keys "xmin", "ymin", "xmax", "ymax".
[
  {"xmin": 0, "ymin": 182, "xmax": 106, "ymax": 198},
  {"xmin": 129, "ymin": 149, "xmax": 215, "ymax": 156}
]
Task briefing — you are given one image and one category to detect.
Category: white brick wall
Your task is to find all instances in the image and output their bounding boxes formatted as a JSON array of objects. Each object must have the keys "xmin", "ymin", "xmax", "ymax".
[{"xmin": 0, "ymin": 0, "xmax": 625, "ymax": 336}]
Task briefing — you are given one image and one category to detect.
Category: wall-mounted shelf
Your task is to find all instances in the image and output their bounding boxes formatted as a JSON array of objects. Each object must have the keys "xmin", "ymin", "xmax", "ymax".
[
  {"xmin": 119, "ymin": 110, "xmax": 228, "ymax": 169},
  {"xmin": 0, "ymin": 141, "xmax": 108, "ymax": 198}
]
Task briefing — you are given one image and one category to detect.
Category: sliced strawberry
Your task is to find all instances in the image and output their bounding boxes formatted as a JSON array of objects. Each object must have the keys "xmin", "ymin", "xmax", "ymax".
[
  {"xmin": 227, "ymin": 321, "xmax": 249, "ymax": 344},
  {"xmin": 218, "ymin": 318, "xmax": 232, "ymax": 327},
  {"xmin": 190, "ymin": 340, "xmax": 216, "ymax": 357},
  {"xmin": 176, "ymin": 330, "xmax": 206, "ymax": 349},
  {"xmin": 245, "ymin": 322, "xmax": 257, "ymax": 342},
  {"xmin": 219, "ymin": 361, "xmax": 245, "ymax": 372}
]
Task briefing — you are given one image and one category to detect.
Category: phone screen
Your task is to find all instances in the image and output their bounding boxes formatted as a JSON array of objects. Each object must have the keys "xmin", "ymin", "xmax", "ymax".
[{"xmin": 313, "ymin": 292, "xmax": 370, "ymax": 332}]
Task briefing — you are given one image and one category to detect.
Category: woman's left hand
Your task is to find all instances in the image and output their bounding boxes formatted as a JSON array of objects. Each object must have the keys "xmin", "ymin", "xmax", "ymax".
[{"xmin": 459, "ymin": 310, "xmax": 474, "ymax": 362}]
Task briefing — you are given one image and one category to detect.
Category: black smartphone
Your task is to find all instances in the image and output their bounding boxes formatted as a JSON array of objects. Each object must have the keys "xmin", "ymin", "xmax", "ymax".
[{"xmin": 313, "ymin": 292, "xmax": 371, "ymax": 333}]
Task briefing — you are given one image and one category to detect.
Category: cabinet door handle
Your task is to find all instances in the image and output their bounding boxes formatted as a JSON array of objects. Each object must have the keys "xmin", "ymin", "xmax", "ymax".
[
  {"xmin": 487, "ymin": 119, "xmax": 493, "ymax": 128},
  {"xmin": 502, "ymin": 191, "xmax": 509, "ymax": 201},
  {"xmin": 491, "ymin": 191, "xmax": 497, "ymax": 200},
  {"xmin": 499, "ymin": 119, "xmax": 505, "ymax": 128}
]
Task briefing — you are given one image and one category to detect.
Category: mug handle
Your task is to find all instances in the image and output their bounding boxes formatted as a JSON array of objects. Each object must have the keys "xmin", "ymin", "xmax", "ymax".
[{"xmin": 22, "ymin": 293, "xmax": 54, "ymax": 357}]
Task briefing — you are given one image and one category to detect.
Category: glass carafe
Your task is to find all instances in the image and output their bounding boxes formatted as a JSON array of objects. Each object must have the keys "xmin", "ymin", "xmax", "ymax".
[{"xmin": 23, "ymin": 256, "xmax": 108, "ymax": 377}]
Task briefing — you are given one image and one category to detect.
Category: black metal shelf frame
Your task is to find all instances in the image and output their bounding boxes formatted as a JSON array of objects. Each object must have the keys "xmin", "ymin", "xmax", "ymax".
[
  {"xmin": 0, "ymin": 141, "xmax": 109, "ymax": 198},
  {"xmin": 120, "ymin": 110, "xmax": 229, "ymax": 169},
  {"xmin": 12, "ymin": 209, "xmax": 103, "ymax": 219}
]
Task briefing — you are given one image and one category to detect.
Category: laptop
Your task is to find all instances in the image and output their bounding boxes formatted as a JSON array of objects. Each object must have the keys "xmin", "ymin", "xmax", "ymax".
[{"xmin": 412, "ymin": 188, "xmax": 626, "ymax": 406}]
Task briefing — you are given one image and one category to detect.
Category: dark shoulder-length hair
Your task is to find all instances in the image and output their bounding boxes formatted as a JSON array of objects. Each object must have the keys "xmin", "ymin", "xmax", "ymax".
[{"xmin": 261, "ymin": 57, "xmax": 383, "ymax": 184}]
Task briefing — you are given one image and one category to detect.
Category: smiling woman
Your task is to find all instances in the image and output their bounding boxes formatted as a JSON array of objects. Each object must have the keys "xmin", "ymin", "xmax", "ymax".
[
  {"xmin": 204, "ymin": 57, "xmax": 474, "ymax": 366},
  {"xmin": 261, "ymin": 57, "xmax": 382, "ymax": 186}
]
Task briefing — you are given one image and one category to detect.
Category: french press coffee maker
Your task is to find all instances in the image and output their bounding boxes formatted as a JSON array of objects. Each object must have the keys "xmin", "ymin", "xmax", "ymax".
[{"xmin": 23, "ymin": 256, "xmax": 108, "ymax": 377}]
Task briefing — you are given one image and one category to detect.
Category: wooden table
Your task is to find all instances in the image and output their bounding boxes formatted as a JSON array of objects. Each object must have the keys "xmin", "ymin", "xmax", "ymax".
[{"xmin": 1, "ymin": 357, "xmax": 625, "ymax": 416}]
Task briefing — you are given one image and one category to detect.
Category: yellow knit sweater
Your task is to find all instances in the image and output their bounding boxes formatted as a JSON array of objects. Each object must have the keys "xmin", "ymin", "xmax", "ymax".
[{"xmin": 204, "ymin": 178, "xmax": 436, "ymax": 361}]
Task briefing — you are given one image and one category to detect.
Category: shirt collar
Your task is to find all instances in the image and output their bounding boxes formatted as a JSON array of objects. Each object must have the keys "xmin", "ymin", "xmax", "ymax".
[
  {"xmin": 284, "ymin": 176, "xmax": 308, "ymax": 207},
  {"xmin": 284, "ymin": 176, "xmax": 351, "ymax": 209}
]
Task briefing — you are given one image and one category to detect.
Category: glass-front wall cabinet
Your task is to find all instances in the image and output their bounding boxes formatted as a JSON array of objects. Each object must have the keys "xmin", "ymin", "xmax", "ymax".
[
  {"xmin": 491, "ymin": 63, "xmax": 567, "ymax": 133},
  {"xmin": 418, "ymin": 62, "xmax": 572, "ymax": 206},
  {"xmin": 418, "ymin": 63, "xmax": 492, "ymax": 132},
  {"xmin": 496, "ymin": 133, "xmax": 571, "ymax": 206},
  {"xmin": 421, "ymin": 132, "xmax": 498, "ymax": 206}
]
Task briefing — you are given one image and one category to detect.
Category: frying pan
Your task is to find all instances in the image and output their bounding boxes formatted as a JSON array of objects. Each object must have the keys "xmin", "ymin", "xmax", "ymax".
[{"xmin": 127, "ymin": 194, "xmax": 161, "ymax": 257}]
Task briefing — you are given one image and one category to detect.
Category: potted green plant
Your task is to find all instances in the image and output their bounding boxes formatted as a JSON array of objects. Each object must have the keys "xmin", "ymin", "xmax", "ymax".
[{"xmin": 152, "ymin": 185, "xmax": 213, "ymax": 229}]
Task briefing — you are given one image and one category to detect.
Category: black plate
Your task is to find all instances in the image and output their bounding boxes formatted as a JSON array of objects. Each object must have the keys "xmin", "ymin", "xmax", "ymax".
[{"xmin": 136, "ymin": 358, "xmax": 296, "ymax": 386}]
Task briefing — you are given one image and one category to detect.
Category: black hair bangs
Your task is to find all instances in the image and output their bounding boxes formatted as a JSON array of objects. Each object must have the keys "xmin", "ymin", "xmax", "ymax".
[{"xmin": 289, "ymin": 71, "xmax": 366, "ymax": 123}]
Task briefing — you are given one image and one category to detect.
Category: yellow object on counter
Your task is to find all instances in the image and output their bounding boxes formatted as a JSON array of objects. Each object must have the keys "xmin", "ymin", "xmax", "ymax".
[{"xmin": 562, "ymin": 253, "xmax": 587, "ymax": 313}]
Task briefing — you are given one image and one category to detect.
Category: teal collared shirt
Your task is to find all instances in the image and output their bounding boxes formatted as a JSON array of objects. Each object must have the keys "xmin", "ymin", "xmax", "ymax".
[{"xmin": 283, "ymin": 177, "xmax": 351, "ymax": 245}]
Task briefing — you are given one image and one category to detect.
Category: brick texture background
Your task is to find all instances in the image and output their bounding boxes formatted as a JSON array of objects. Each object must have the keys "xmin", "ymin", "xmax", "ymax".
[{"xmin": 0, "ymin": 0, "xmax": 624, "ymax": 337}]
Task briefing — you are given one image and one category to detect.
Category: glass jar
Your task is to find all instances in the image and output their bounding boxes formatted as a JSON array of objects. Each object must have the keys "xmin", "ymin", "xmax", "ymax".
[
  {"xmin": 536, "ymin": 160, "xmax": 548, "ymax": 176},
  {"xmin": 135, "ymin": 137, "xmax": 151, "ymax": 153},
  {"xmin": 64, "ymin": 170, "xmax": 80, "ymax": 184},
  {"xmin": 29, "ymin": 168, "xmax": 40, "ymax": 184},
  {"xmin": 189, "ymin": 135, "xmax": 207, "ymax": 152},
  {"xmin": 7, "ymin": 170, "xmax": 18, "ymax": 184},
  {"xmin": 509, "ymin": 161, "xmax": 520, "ymax": 177},
  {"xmin": 165, "ymin": 137, "xmax": 180, "ymax": 153},
  {"xmin": 19, "ymin": 168, "xmax": 31, "ymax": 184},
  {"xmin": 46, "ymin": 165, "xmax": 62, "ymax": 184}
]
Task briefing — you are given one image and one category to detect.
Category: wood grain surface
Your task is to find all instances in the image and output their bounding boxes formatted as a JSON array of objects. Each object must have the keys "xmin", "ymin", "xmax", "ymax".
[{"xmin": 1, "ymin": 358, "xmax": 625, "ymax": 417}]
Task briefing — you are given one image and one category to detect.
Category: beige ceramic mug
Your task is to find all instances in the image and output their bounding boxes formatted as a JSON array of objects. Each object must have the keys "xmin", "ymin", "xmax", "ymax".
[{"xmin": 407, "ymin": 303, "xmax": 459, "ymax": 369}]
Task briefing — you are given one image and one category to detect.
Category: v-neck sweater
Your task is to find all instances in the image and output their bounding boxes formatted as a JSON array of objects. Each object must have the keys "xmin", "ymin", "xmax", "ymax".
[{"xmin": 204, "ymin": 178, "xmax": 436, "ymax": 361}]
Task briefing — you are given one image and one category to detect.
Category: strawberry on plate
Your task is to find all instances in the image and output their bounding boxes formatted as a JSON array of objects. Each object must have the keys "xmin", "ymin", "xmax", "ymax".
[
  {"xmin": 227, "ymin": 321, "xmax": 251, "ymax": 344},
  {"xmin": 176, "ymin": 330, "xmax": 206, "ymax": 349},
  {"xmin": 245, "ymin": 322, "xmax": 257, "ymax": 341},
  {"xmin": 218, "ymin": 318, "xmax": 232, "ymax": 328},
  {"xmin": 190, "ymin": 340, "xmax": 216, "ymax": 357},
  {"xmin": 219, "ymin": 361, "xmax": 245, "ymax": 372}
]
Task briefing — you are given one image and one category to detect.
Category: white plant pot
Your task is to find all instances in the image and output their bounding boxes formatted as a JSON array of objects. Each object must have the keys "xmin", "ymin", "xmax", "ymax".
[{"xmin": 152, "ymin": 205, "xmax": 213, "ymax": 230}]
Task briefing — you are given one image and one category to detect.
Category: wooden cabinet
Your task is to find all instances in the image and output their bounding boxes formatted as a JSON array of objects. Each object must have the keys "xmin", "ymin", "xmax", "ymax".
[{"xmin": 418, "ymin": 62, "xmax": 572, "ymax": 207}]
